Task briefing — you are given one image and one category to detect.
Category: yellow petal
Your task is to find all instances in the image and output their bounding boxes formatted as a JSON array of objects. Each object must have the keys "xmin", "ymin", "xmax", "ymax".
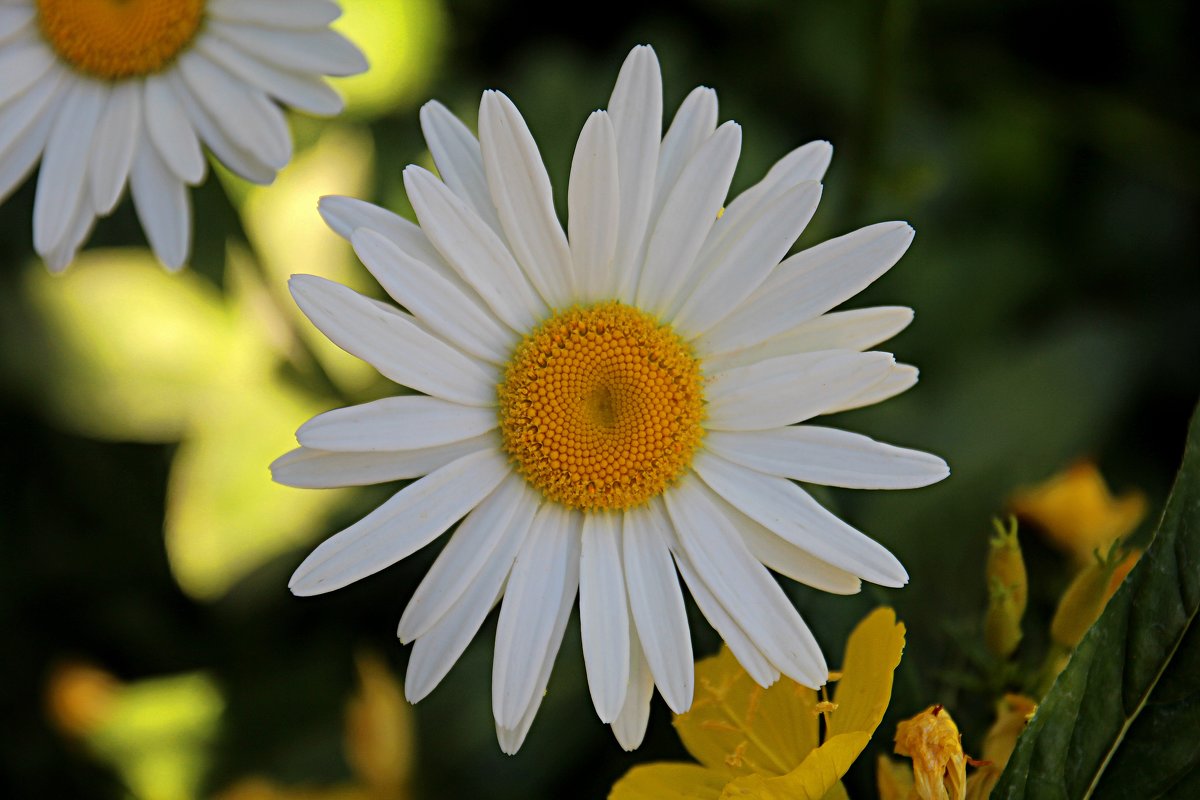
[
  {"xmin": 719, "ymin": 732, "xmax": 871, "ymax": 800},
  {"xmin": 674, "ymin": 647, "xmax": 819, "ymax": 777},
  {"xmin": 608, "ymin": 763, "xmax": 728, "ymax": 800},
  {"xmin": 344, "ymin": 651, "xmax": 414, "ymax": 794},
  {"xmin": 876, "ymin": 755, "xmax": 914, "ymax": 800},
  {"xmin": 826, "ymin": 607, "xmax": 906, "ymax": 739},
  {"xmin": 893, "ymin": 705, "xmax": 967, "ymax": 800}
]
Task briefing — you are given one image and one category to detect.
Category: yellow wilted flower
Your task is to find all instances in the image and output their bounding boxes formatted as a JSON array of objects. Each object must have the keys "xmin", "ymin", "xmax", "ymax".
[
  {"xmin": 1010, "ymin": 461, "xmax": 1146, "ymax": 567},
  {"xmin": 983, "ymin": 516, "xmax": 1027, "ymax": 659},
  {"xmin": 610, "ymin": 608, "xmax": 906, "ymax": 800},
  {"xmin": 892, "ymin": 705, "xmax": 967, "ymax": 800},
  {"xmin": 964, "ymin": 694, "xmax": 1037, "ymax": 800}
]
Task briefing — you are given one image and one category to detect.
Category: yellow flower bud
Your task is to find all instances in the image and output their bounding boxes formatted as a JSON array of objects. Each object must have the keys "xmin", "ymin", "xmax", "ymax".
[
  {"xmin": 964, "ymin": 694, "xmax": 1037, "ymax": 799},
  {"xmin": 983, "ymin": 517, "xmax": 1027, "ymax": 659},
  {"xmin": 894, "ymin": 705, "xmax": 968, "ymax": 800},
  {"xmin": 1050, "ymin": 547, "xmax": 1140, "ymax": 648}
]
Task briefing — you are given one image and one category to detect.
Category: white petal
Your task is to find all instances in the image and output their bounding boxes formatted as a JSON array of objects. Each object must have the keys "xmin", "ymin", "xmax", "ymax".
[
  {"xmin": 297, "ymin": 395, "xmax": 497, "ymax": 452},
  {"xmin": 207, "ymin": 20, "xmax": 367, "ymax": 76},
  {"xmin": 130, "ymin": 128, "xmax": 191, "ymax": 269},
  {"xmin": 665, "ymin": 474, "xmax": 827, "ymax": 687},
  {"xmin": 567, "ymin": 110, "xmax": 619, "ymax": 302},
  {"xmin": 195, "ymin": 33, "xmax": 343, "ymax": 116},
  {"xmin": 672, "ymin": 181, "xmax": 823, "ymax": 335},
  {"xmin": 492, "ymin": 503, "xmax": 581, "ymax": 730},
  {"xmin": 169, "ymin": 70, "xmax": 274, "ymax": 184},
  {"xmin": 702, "ymin": 222, "xmax": 915, "ymax": 355},
  {"xmin": 706, "ymin": 426, "xmax": 949, "ymax": 489},
  {"xmin": 143, "ymin": 74, "xmax": 206, "ymax": 184},
  {"xmin": 610, "ymin": 630, "xmax": 654, "ymax": 751},
  {"xmin": 289, "ymin": 447, "xmax": 509, "ymax": 595},
  {"xmin": 478, "ymin": 90, "xmax": 572, "ymax": 307},
  {"xmin": 404, "ymin": 165, "xmax": 545, "ymax": 332},
  {"xmin": 694, "ymin": 140, "xmax": 832, "ymax": 273},
  {"xmin": 398, "ymin": 475, "xmax": 536, "ymax": 643},
  {"xmin": 0, "ymin": 64, "xmax": 64, "ymax": 203},
  {"xmin": 208, "ymin": 0, "xmax": 341, "ymax": 28},
  {"xmin": 403, "ymin": 484, "xmax": 536, "ymax": 702},
  {"xmin": 605, "ymin": 45, "xmax": 662, "ymax": 300},
  {"xmin": 0, "ymin": 38, "xmax": 54, "ymax": 106},
  {"xmin": 672, "ymin": 545, "xmax": 779, "ymax": 687},
  {"xmin": 495, "ymin": 535, "xmax": 578, "ymax": 756},
  {"xmin": 350, "ymin": 228, "xmax": 514, "ymax": 364},
  {"xmin": 623, "ymin": 500, "xmax": 693, "ymax": 713},
  {"xmin": 33, "ymin": 79, "xmax": 105, "ymax": 254},
  {"xmin": 88, "ymin": 80, "xmax": 140, "ymax": 214},
  {"xmin": 700, "ymin": 306, "xmax": 913, "ymax": 371},
  {"xmin": 178, "ymin": 51, "xmax": 291, "ymax": 171},
  {"xmin": 269, "ymin": 435, "xmax": 495, "ymax": 488},
  {"xmin": 828, "ymin": 363, "xmax": 919, "ymax": 413},
  {"xmin": 651, "ymin": 86, "xmax": 718, "ymax": 222},
  {"xmin": 289, "ymin": 274, "xmax": 497, "ymax": 406},
  {"xmin": 723, "ymin": 501, "xmax": 863, "ymax": 595},
  {"xmin": 579, "ymin": 513, "xmax": 630, "ymax": 723},
  {"xmin": 705, "ymin": 350, "xmax": 896, "ymax": 431},
  {"xmin": 693, "ymin": 450, "xmax": 908, "ymax": 587},
  {"xmin": 419, "ymin": 100, "xmax": 504, "ymax": 235},
  {"xmin": 635, "ymin": 122, "xmax": 741, "ymax": 317},
  {"xmin": 42, "ymin": 192, "xmax": 95, "ymax": 272},
  {"xmin": 319, "ymin": 196, "xmax": 440, "ymax": 262},
  {"xmin": 0, "ymin": 7, "xmax": 34, "ymax": 42}
]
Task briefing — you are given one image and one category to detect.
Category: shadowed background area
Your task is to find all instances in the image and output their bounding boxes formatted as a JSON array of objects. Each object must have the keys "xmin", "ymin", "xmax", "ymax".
[{"xmin": 1, "ymin": 0, "xmax": 1197, "ymax": 797}]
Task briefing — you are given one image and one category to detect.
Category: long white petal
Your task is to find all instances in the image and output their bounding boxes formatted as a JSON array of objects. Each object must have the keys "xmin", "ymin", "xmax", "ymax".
[
  {"xmin": 699, "ymin": 306, "xmax": 913, "ymax": 371},
  {"xmin": 635, "ymin": 122, "xmax": 741, "ymax": 317},
  {"xmin": 705, "ymin": 350, "xmax": 896, "ymax": 431},
  {"xmin": 0, "ymin": 65, "xmax": 64, "ymax": 203},
  {"xmin": 398, "ymin": 475, "xmax": 536, "ymax": 643},
  {"xmin": 88, "ymin": 80, "xmax": 140, "ymax": 214},
  {"xmin": 605, "ymin": 45, "xmax": 662, "ymax": 300},
  {"xmin": 33, "ymin": 79, "xmax": 105, "ymax": 254},
  {"xmin": 195, "ymin": 33, "xmax": 342, "ymax": 117},
  {"xmin": 702, "ymin": 222, "xmax": 915, "ymax": 355},
  {"xmin": 288, "ymin": 274, "xmax": 497, "ymax": 406},
  {"xmin": 143, "ymin": 74, "xmax": 206, "ymax": 184},
  {"xmin": 739, "ymin": 517, "xmax": 863, "ymax": 595},
  {"xmin": 289, "ymin": 447, "xmax": 509, "ymax": 595},
  {"xmin": 479, "ymin": 90, "xmax": 572, "ymax": 307},
  {"xmin": 579, "ymin": 513, "xmax": 630, "ymax": 723},
  {"xmin": 651, "ymin": 86, "xmax": 718, "ymax": 222},
  {"xmin": 0, "ymin": 38, "xmax": 54, "ymax": 106},
  {"xmin": 671, "ymin": 539, "xmax": 779, "ymax": 687},
  {"xmin": 623, "ymin": 500, "xmax": 693, "ymax": 713},
  {"xmin": 130, "ymin": 128, "xmax": 191, "ymax": 270},
  {"xmin": 665, "ymin": 475, "xmax": 827, "ymax": 687},
  {"xmin": 419, "ymin": 100, "xmax": 504, "ymax": 235},
  {"xmin": 827, "ymin": 363, "xmax": 919, "ymax": 413},
  {"xmin": 610, "ymin": 630, "xmax": 654, "ymax": 751},
  {"xmin": 178, "ymin": 51, "xmax": 291, "ymax": 171},
  {"xmin": 207, "ymin": 20, "xmax": 366, "ymax": 76},
  {"xmin": 567, "ymin": 110, "xmax": 619, "ymax": 302},
  {"xmin": 0, "ymin": 7, "xmax": 34, "ymax": 43},
  {"xmin": 693, "ymin": 450, "xmax": 908, "ymax": 587},
  {"xmin": 492, "ymin": 503, "xmax": 581, "ymax": 730},
  {"xmin": 351, "ymin": 228, "xmax": 516, "ymax": 364},
  {"xmin": 404, "ymin": 165, "xmax": 545, "ymax": 332},
  {"xmin": 169, "ymin": 70, "xmax": 274, "ymax": 184},
  {"xmin": 208, "ymin": 0, "xmax": 341, "ymax": 28},
  {"xmin": 297, "ymin": 395, "xmax": 497, "ymax": 452},
  {"xmin": 706, "ymin": 426, "xmax": 949, "ymax": 489},
  {"xmin": 269, "ymin": 435, "xmax": 495, "ymax": 488},
  {"xmin": 42, "ymin": 191, "xmax": 95, "ymax": 273}
]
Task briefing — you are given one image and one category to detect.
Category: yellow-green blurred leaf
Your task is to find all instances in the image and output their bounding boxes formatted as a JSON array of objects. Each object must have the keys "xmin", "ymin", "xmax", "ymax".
[
  {"xmin": 673, "ymin": 647, "xmax": 819, "ymax": 778},
  {"xmin": 86, "ymin": 672, "xmax": 223, "ymax": 800},
  {"xmin": 344, "ymin": 652, "xmax": 414, "ymax": 795},
  {"xmin": 334, "ymin": 0, "xmax": 446, "ymax": 116},
  {"xmin": 719, "ymin": 732, "xmax": 871, "ymax": 800},
  {"xmin": 608, "ymin": 763, "xmax": 727, "ymax": 800},
  {"xmin": 826, "ymin": 607, "xmax": 906, "ymax": 739},
  {"xmin": 25, "ymin": 252, "xmax": 233, "ymax": 442}
]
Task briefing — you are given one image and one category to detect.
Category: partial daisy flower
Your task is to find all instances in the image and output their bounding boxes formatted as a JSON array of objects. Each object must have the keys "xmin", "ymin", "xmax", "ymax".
[
  {"xmin": 0, "ymin": 0, "xmax": 365, "ymax": 270},
  {"xmin": 274, "ymin": 45, "xmax": 949, "ymax": 753}
]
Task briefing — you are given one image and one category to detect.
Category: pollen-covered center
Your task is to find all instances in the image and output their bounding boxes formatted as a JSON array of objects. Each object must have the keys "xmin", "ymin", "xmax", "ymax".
[
  {"xmin": 498, "ymin": 302, "xmax": 705, "ymax": 512},
  {"xmin": 37, "ymin": 0, "xmax": 205, "ymax": 79}
]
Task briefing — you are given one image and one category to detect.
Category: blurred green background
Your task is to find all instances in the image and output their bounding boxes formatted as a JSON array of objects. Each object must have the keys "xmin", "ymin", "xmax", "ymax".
[{"xmin": 1, "ymin": 0, "xmax": 1197, "ymax": 797}]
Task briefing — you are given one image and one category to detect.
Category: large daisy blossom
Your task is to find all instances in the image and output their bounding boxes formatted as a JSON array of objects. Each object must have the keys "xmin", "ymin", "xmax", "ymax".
[
  {"xmin": 0, "ymin": 0, "xmax": 365, "ymax": 270},
  {"xmin": 274, "ymin": 45, "xmax": 949, "ymax": 754}
]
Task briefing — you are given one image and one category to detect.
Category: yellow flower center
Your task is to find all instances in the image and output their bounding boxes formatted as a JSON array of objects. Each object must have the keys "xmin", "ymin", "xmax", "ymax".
[
  {"xmin": 498, "ymin": 302, "xmax": 705, "ymax": 512},
  {"xmin": 36, "ymin": 0, "xmax": 205, "ymax": 80}
]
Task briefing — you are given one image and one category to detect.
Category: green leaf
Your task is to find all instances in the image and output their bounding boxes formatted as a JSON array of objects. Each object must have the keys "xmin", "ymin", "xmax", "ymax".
[{"xmin": 993, "ymin": 402, "xmax": 1200, "ymax": 799}]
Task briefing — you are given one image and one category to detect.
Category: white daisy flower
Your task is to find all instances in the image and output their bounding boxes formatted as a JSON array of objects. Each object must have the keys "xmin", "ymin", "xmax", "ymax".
[
  {"xmin": 0, "ymin": 0, "xmax": 365, "ymax": 271},
  {"xmin": 274, "ymin": 45, "xmax": 949, "ymax": 754}
]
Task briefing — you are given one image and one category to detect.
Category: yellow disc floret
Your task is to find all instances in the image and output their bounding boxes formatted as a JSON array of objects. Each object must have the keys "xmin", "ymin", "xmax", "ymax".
[
  {"xmin": 498, "ymin": 302, "xmax": 705, "ymax": 512},
  {"xmin": 37, "ymin": 0, "xmax": 205, "ymax": 80}
]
